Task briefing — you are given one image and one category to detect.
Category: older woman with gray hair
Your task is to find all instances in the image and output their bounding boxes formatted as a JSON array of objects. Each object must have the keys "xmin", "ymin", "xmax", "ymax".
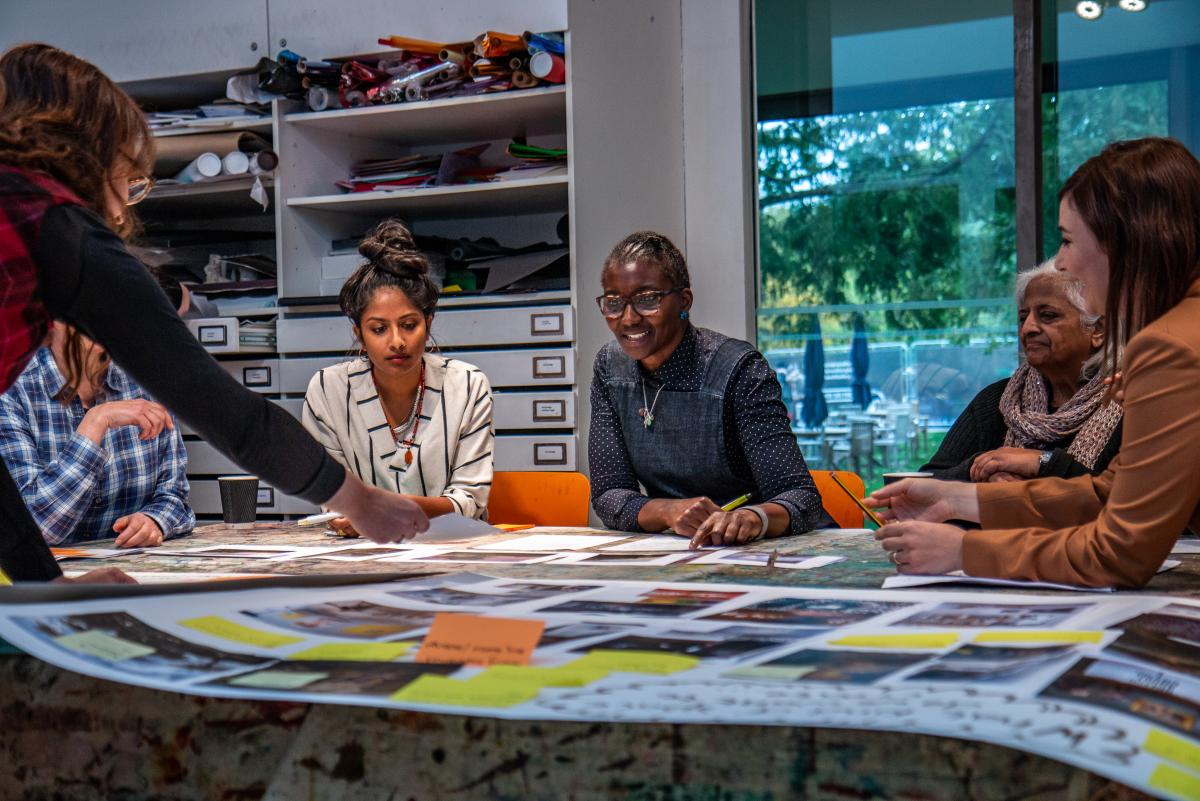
[{"xmin": 921, "ymin": 260, "xmax": 1123, "ymax": 482}]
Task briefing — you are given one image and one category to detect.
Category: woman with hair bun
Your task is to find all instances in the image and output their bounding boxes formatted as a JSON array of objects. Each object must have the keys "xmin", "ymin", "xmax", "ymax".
[{"xmin": 303, "ymin": 219, "xmax": 494, "ymax": 532}]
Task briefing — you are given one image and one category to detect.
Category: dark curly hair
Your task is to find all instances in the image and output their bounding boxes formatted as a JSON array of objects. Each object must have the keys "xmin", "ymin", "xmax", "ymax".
[
  {"xmin": 602, "ymin": 230, "xmax": 691, "ymax": 289},
  {"xmin": 339, "ymin": 219, "xmax": 440, "ymax": 327}
]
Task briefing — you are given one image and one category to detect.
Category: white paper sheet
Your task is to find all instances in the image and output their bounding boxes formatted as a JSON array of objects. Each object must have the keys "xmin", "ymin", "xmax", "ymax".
[
  {"xmin": 416, "ymin": 513, "xmax": 502, "ymax": 543},
  {"xmin": 52, "ymin": 548, "xmax": 143, "ymax": 561},
  {"xmin": 601, "ymin": 536, "xmax": 717, "ymax": 553},
  {"xmin": 473, "ymin": 534, "xmax": 627, "ymax": 552},
  {"xmin": 1170, "ymin": 539, "xmax": 1200, "ymax": 554},
  {"xmin": 690, "ymin": 550, "xmax": 847, "ymax": 570},
  {"xmin": 881, "ymin": 561, "xmax": 1181, "ymax": 593}
]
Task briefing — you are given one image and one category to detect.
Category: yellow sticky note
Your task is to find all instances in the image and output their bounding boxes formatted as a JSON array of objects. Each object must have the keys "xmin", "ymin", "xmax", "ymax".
[
  {"xmin": 570, "ymin": 650, "xmax": 699, "ymax": 675},
  {"xmin": 180, "ymin": 616, "xmax": 303, "ymax": 648},
  {"xmin": 1149, "ymin": 763, "xmax": 1200, "ymax": 800},
  {"xmin": 974, "ymin": 630, "xmax": 1105, "ymax": 644},
  {"xmin": 55, "ymin": 630, "xmax": 154, "ymax": 662},
  {"xmin": 391, "ymin": 674, "xmax": 539, "ymax": 708},
  {"xmin": 830, "ymin": 633, "xmax": 959, "ymax": 649},
  {"xmin": 229, "ymin": 670, "xmax": 329, "ymax": 690},
  {"xmin": 1146, "ymin": 729, "xmax": 1200, "ymax": 773},
  {"xmin": 478, "ymin": 664, "xmax": 611, "ymax": 688},
  {"xmin": 287, "ymin": 642, "xmax": 415, "ymax": 662}
]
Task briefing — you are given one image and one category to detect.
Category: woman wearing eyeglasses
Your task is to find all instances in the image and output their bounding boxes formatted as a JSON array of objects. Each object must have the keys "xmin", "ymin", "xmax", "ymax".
[
  {"xmin": 589, "ymin": 231, "xmax": 833, "ymax": 548},
  {"xmin": 0, "ymin": 44, "xmax": 428, "ymax": 583}
]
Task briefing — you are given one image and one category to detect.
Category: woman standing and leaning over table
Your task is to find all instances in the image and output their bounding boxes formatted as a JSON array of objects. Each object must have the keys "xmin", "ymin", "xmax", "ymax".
[
  {"xmin": 921, "ymin": 259, "xmax": 1123, "ymax": 483},
  {"xmin": 0, "ymin": 44, "xmax": 428, "ymax": 583},
  {"xmin": 868, "ymin": 137, "xmax": 1200, "ymax": 588},
  {"xmin": 589, "ymin": 231, "xmax": 833, "ymax": 548},
  {"xmin": 303, "ymin": 220, "xmax": 494, "ymax": 533}
]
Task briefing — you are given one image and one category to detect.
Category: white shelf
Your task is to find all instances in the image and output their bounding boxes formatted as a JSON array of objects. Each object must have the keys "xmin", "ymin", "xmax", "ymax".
[
  {"xmin": 286, "ymin": 174, "xmax": 568, "ymax": 218},
  {"xmin": 141, "ymin": 177, "xmax": 274, "ymax": 215},
  {"xmin": 284, "ymin": 86, "xmax": 566, "ymax": 143},
  {"xmin": 152, "ymin": 118, "xmax": 273, "ymax": 138}
]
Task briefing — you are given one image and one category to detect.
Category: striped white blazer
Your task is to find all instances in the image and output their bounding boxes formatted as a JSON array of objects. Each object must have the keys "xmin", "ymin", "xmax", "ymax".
[{"xmin": 302, "ymin": 353, "xmax": 493, "ymax": 519}]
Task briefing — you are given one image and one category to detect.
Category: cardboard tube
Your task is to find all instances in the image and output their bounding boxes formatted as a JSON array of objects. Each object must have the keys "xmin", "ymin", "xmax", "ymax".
[
  {"xmin": 529, "ymin": 51, "xmax": 566, "ymax": 83},
  {"xmin": 154, "ymin": 132, "xmax": 273, "ymax": 175},
  {"xmin": 512, "ymin": 70, "xmax": 539, "ymax": 89},
  {"xmin": 173, "ymin": 152, "xmax": 222, "ymax": 183},
  {"xmin": 221, "ymin": 151, "xmax": 250, "ymax": 175},
  {"xmin": 249, "ymin": 150, "xmax": 279, "ymax": 174},
  {"xmin": 439, "ymin": 49, "xmax": 466, "ymax": 65}
]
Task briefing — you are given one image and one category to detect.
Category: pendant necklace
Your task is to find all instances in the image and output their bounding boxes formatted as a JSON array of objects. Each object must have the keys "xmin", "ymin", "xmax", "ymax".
[
  {"xmin": 639, "ymin": 377, "xmax": 665, "ymax": 429},
  {"xmin": 381, "ymin": 360, "xmax": 425, "ymax": 465}
]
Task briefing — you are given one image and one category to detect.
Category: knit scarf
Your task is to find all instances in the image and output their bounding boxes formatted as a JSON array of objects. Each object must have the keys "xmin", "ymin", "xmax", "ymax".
[{"xmin": 1000, "ymin": 362, "xmax": 1123, "ymax": 469}]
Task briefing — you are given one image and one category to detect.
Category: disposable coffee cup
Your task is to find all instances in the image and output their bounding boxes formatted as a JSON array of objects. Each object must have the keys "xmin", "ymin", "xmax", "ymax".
[
  {"xmin": 882, "ymin": 471, "xmax": 934, "ymax": 485},
  {"xmin": 218, "ymin": 475, "xmax": 259, "ymax": 525}
]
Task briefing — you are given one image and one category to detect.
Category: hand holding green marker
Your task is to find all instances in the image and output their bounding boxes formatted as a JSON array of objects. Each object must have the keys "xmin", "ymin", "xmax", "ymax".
[{"xmin": 721, "ymin": 493, "xmax": 752, "ymax": 512}]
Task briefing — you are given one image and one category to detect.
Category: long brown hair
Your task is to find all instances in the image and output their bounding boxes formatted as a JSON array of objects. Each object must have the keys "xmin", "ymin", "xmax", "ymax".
[
  {"xmin": 0, "ymin": 43, "xmax": 154, "ymax": 400},
  {"xmin": 1060, "ymin": 137, "xmax": 1200, "ymax": 377}
]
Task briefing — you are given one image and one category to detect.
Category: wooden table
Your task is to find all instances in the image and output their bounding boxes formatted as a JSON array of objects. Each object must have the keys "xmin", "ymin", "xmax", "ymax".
[{"xmin": 4, "ymin": 523, "xmax": 1197, "ymax": 800}]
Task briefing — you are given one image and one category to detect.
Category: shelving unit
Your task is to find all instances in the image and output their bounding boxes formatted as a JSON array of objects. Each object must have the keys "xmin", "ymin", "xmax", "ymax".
[{"xmin": 285, "ymin": 174, "xmax": 567, "ymax": 217}]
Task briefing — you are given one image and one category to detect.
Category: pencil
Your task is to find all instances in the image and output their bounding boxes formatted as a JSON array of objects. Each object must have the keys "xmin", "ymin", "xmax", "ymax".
[
  {"xmin": 297, "ymin": 511, "xmax": 340, "ymax": 527},
  {"xmin": 721, "ymin": 493, "xmax": 752, "ymax": 512},
  {"xmin": 828, "ymin": 473, "xmax": 886, "ymax": 528}
]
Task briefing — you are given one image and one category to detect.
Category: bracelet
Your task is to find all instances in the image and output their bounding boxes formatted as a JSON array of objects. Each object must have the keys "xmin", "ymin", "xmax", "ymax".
[{"xmin": 740, "ymin": 505, "xmax": 770, "ymax": 539}]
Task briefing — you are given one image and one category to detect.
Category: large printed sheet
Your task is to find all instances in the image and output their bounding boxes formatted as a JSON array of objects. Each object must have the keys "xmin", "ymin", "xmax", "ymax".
[{"xmin": 1, "ymin": 574, "xmax": 1198, "ymax": 800}]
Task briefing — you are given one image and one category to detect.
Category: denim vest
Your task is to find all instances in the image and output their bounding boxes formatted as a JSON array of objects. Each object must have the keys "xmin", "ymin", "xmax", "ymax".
[{"xmin": 598, "ymin": 327, "xmax": 756, "ymax": 503}]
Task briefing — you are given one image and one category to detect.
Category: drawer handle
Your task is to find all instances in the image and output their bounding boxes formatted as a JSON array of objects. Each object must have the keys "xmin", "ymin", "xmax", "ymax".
[
  {"xmin": 534, "ymin": 443, "xmax": 568, "ymax": 465},
  {"xmin": 532, "ymin": 399, "xmax": 567, "ymax": 422},
  {"xmin": 532, "ymin": 356, "xmax": 566, "ymax": 379},
  {"xmin": 243, "ymin": 366, "xmax": 273, "ymax": 387},
  {"xmin": 197, "ymin": 325, "xmax": 229, "ymax": 346},
  {"xmin": 530, "ymin": 312, "xmax": 564, "ymax": 336}
]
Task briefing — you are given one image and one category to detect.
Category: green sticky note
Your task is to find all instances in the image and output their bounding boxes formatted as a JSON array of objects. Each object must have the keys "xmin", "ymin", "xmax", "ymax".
[
  {"xmin": 830, "ymin": 633, "xmax": 959, "ymax": 649},
  {"xmin": 569, "ymin": 650, "xmax": 699, "ymax": 675},
  {"xmin": 391, "ymin": 674, "xmax": 539, "ymax": 708},
  {"xmin": 55, "ymin": 630, "xmax": 154, "ymax": 662},
  {"xmin": 228, "ymin": 670, "xmax": 329, "ymax": 690},
  {"xmin": 1146, "ymin": 729, "xmax": 1200, "ymax": 773},
  {"xmin": 1148, "ymin": 763, "xmax": 1200, "ymax": 800},
  {"xmin": 287, "ymin": 641, "xmax": 415, "ymax": 662},
  {"xmin": 180, "ymin": 616, "xmax": 303, "ymax": 648},
  {"xmin": 477, "ymin": 664, "xmax": 611, "ymax": 688}
]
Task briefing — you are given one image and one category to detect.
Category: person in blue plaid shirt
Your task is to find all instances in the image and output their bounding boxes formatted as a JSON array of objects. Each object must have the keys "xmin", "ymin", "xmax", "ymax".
[{"xmin": 0, "ymin": 321, "xmax": 194, "ymax": 547}]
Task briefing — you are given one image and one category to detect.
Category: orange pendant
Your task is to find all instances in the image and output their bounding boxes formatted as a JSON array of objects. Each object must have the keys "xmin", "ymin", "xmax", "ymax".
[{"xmin": 404, "ymin": 449, "xmax": 413, "ymax": 465}]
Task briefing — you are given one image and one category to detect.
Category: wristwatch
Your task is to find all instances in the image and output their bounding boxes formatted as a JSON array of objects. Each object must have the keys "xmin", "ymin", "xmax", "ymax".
[{"xmin": 1038, "ymin": 450, "xmax": 1053, "ymax": 473}]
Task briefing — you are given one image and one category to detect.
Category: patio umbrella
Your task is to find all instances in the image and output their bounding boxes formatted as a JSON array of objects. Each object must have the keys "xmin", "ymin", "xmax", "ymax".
[
  {"xmin": 850, "ymin": 312, "xmax": 871, "ymax": 409},
  {"xmin": 801, "ymin": 316, "xmax": 828, "ymax": 429}
]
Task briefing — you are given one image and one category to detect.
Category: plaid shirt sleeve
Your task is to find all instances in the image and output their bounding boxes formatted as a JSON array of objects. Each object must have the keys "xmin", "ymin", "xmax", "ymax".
[
  {"xmin": 0, "ymin": 389, "xmax": 108, "ymax": 545},
  {"xmin": 137, "ymin": 421, "xmax": 195, "ymax": 539}
]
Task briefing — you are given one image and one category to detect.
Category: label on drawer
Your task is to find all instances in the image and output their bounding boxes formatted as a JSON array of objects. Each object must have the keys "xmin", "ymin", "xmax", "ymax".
[
  {"xmin": 534, "ymin": 443, "xmax": 568, "ymax": 465},
  {"xmin": 532, "ymin": 356, "xmax": 566, "ymax": 379},
  {"xmin": 197, "ymin": 325, "xmax": 228, "ymax": 346},
  {"xmin": 256, "ymin": 488, "xmax": 275, "ymax": 507},
  {"xmin": 532, "ymin": 400, "xmax": 567, "ymax": 422},
  {"xmin": 530, "ymin": 312, "xmax": 564, "ymax": 336},
  {"xmin": 243, "ymin": 366, "xmax": 272, "ymax": 387}
]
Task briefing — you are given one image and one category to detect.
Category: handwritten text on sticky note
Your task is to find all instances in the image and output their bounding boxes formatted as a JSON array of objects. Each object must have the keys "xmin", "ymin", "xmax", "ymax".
[{"xmin": 414, "ymin": 613, "xmax": 544, "ymax": 666}]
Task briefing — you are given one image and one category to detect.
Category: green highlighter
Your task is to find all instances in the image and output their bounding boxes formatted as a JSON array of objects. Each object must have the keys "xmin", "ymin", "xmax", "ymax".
[{"xmin": 721, "ymin": 493, "xmax": 752, "ymax": 512}]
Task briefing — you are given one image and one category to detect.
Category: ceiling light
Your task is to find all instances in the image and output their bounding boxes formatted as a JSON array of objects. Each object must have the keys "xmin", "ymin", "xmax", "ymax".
[
  {"xmin": 1076, "ymin": 0, "xmax": 1104, "ymax": 19},
  {"xmin": 1118, "ymin": 0, "xmax": 1147, "ymax": 11}
]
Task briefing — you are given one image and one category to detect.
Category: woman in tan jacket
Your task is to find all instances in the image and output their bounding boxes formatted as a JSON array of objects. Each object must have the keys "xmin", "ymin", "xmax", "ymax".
[{"xmin": 866, "ymin": 137, "xmax": 1200, "ymax": 588}]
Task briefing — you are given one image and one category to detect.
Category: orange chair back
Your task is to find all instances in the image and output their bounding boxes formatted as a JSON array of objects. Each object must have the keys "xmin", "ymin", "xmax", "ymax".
[
  {"xmin": 489, "ymin": 471, "xmax": 591, "ymax": 527},
  {"xmin": 810, "ymin": 469, "xmax": 868, "ymax": 528}
]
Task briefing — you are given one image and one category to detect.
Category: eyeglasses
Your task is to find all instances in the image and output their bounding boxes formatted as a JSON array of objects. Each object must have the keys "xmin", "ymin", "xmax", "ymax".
[
  {"xmin": 126, "ymin": 175, "xmax": 155, "ymax": 206},
  {"xmin": 595, "ymin": 287, "xmax": 684, "ymax": 319}
]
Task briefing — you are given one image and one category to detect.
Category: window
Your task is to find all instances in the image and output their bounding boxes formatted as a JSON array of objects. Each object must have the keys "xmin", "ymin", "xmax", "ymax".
[{"xmin": 755, "ymin": 0, "xmax": 1200, "ymax": 489}]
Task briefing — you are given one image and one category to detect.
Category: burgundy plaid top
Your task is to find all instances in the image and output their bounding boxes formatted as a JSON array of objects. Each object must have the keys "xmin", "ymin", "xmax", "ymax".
[{"xmin": 0, "ymin": 166, "xmax": 83, "ymax": 391}]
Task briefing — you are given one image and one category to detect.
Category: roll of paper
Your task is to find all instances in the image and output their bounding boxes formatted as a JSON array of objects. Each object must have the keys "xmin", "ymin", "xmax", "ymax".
[
  {"xmin": 529, "ymin": 51, "xmax": 566, "ymax": 83},
  {"xmin": 248, "ymin": 150, "xmax": 279, "ymax": 175},
  {"xmin": 512, "ymin": 70, "xmax": 539, "ymax": 89},
  {"xmin": 221, "ymin": 151, "xmax": 250, "ymax": 175},
  {"xmin": 173, "ymin": 152, "xmax": 222, "ymax": 183}
]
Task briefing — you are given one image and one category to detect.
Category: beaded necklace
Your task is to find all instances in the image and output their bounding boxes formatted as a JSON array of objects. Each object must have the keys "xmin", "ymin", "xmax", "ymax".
[{"xmin": 377, "ymin": 360, "xmax": 425, "ymax": 465}]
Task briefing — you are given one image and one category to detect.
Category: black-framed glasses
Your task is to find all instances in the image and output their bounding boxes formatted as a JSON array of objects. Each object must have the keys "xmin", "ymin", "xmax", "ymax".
[
  {"xmin": 126, "ymin": 175, "xmax": 155, "ymax": 206},
  {"xmin": 595, "ymin": 287, "xmax": 684, "ymax": 319}
]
